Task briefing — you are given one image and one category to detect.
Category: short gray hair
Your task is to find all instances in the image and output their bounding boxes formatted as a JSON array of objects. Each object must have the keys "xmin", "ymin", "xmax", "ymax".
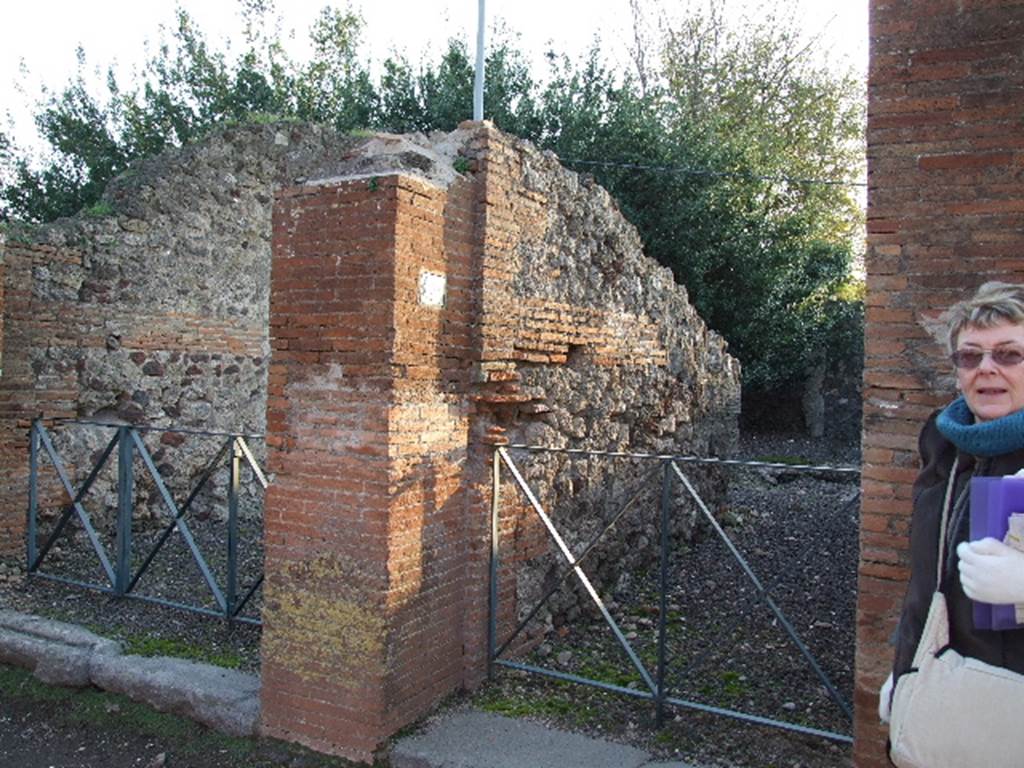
[{"xmin": 940, "ymin": 281, "xmax": 1024, "ymax": 353}]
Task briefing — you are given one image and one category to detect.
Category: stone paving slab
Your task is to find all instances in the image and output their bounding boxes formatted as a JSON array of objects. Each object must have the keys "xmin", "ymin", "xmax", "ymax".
[
  {"xmin": 0, "ymin": 609, "xmax": 121, "ymax": 687},
  {"xmin": 390, "ymin": 709, "xmax": 700, "ymax": 768},
  {"xmin": 0, "ymin": 609, "xmax": 260, "ymax": 737}
]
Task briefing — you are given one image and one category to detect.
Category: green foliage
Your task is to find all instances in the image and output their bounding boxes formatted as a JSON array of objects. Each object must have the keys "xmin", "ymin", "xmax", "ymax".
[
  {"xmin": 0, "ymin": 0, "xmax": 865, "ymax": 397},
  {"xmin": 84, "ymin": 199, "xmax": 114, "ymax": 217},
  {"xmin": 475, "ymin": 678, "xmax": 600, "ymax": 726}
]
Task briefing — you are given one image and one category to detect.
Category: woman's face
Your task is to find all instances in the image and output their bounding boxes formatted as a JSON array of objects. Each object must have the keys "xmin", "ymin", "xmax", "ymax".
[{"xmin": 955, "ymin": 321, "xmax": 1024, "ymax": 422}]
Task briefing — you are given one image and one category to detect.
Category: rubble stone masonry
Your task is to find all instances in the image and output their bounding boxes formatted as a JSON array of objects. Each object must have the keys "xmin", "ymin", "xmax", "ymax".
[
  {"xmin": 0, "ymin": 120, "xmax": 740, "ymax": 761},
  {"xmin": 859, "ymin": 2, "xmax": 1024, "ymax": 765}
]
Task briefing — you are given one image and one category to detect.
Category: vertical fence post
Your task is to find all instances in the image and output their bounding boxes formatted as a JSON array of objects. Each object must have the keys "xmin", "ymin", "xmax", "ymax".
[
  {"xmin": 656, "ymin": 459, "xmax": 672, "ymax": 728},
  {"xmin": 488, "ymin": 447, "xmax": 501, "ymax": 679},
  {"xmin": 114, "ymin": 426, "xmax": 134, "ymax": 595},
  {"xmin": 226, "ymin": 437, "xmax": 241, "ymax": 620},
  {"xmin": 27, "ymin": 421, "xmax": 39, "ymax": 572}
]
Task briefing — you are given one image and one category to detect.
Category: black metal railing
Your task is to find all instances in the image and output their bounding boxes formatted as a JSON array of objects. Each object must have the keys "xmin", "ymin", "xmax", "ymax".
[
  {"xmin": 27, "ymin": 418, "xmax": 266, "ymax": 624},
  {"xmin": 487, "ymin": 444, "xmax": 860, "ymax": 743}
]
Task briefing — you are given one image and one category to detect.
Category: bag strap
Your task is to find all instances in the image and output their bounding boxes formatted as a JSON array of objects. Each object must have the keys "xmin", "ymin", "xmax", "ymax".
[{"xmin": 936, "ymin": 456, "xmax": 960, "ymax": 584}]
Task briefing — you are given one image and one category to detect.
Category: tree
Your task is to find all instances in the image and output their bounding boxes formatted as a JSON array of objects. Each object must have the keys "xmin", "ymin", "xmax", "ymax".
[
  {"xmin": 294, "ymin": 6, "xmax": 376, "ymax": 131},
  {"xmin": 375, "ymin": 33, "xmax": 541, "ymax": 137},
  {"xmin": 653, "ymin": 3, "xmax": 865, "ymax": 402}
]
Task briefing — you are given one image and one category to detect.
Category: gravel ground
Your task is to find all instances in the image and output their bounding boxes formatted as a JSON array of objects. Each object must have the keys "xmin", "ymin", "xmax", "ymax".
[
  {"xmin": 0, "ymin": 515, "xmax": 263, "ymax": 671},
  {"xmin": 0, "ymin": 430, "xmax": 861, "ymax": 767},
  {"xmin": 472, "ymin": 430, "xmax": 860, "ymax": 768}
]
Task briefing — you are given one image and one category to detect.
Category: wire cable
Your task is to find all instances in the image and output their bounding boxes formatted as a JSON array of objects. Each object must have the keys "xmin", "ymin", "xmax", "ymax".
[{"xmin": 561, "ymin": 157, "xmax": 867, "ymax": 189}]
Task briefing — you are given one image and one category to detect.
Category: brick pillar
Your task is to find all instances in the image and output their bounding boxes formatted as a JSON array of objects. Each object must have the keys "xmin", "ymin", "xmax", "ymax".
[
  {"xmin": 858, "ymin": 3, "xmax": 1024, "ymax": 765},
  {"xmin": 260, "ymin": 170, "xmax": 484, "ymax": 761}
]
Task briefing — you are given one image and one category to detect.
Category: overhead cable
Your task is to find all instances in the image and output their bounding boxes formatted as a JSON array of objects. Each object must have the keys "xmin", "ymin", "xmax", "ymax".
[{"xmin": 560, "ymin": 157, "xmax": 867, "ymax": 189}]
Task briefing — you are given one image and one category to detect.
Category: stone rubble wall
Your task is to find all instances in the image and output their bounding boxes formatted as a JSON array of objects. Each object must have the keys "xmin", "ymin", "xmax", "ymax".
[
  {"xmin": 0, "ymin": 121, "xmax": 739, "ymax": 631},
  {"xmin": 0, "ymin": 124, "xmax": 369, "ymax": 541},
  {"xmin": 462, "ymin": 129, "xmax": 739, "ymax": 641}
]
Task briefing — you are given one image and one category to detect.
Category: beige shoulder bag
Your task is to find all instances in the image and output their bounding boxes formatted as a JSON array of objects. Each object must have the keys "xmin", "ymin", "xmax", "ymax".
[{"xmin": 890, "ymin": 458, "xmax": 1024, "ymax": 767}]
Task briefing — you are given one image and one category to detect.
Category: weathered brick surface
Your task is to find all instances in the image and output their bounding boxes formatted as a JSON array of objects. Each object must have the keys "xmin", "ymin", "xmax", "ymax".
[
  {"xmin": 261, "ymin": 124, "xmax": 741, "ymax": 761},
  {"xmin": 858, "ymin": 2, "xmax": 1024, "ymax": 765}
]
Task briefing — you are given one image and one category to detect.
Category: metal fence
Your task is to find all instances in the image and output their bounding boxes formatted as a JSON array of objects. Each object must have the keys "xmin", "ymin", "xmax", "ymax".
[
  {"xmin": 27, "ymin": 418, "xmax": 266, "ymax": 624},
  {"xmin": 487, "ymin": 443, "xmax": 861, "ymax": 743}
]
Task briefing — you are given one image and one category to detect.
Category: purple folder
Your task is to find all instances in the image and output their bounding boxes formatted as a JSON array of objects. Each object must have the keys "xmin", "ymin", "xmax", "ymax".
[{"xmin": 969, "ymin": 476, "xmax": 1024, "ymax": 630}]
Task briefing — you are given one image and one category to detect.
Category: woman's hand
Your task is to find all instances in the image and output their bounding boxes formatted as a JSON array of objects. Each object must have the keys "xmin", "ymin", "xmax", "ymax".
[
  {"xmin": 957, "ymin": 537, "xmax": 1024, "ymax": 604},
  {"xmin": 878, "ymin": 672, "xmax": 893, "ymax": 723}
]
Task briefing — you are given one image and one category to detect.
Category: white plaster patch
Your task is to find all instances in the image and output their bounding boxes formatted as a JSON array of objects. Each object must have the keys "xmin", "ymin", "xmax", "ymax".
[{"xmin": 418, "ymin": 270, "xmax": 446, "ymax": 308}]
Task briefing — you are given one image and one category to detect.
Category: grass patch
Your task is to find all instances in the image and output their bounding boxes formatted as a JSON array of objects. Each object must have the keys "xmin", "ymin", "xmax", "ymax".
[
  {"xmin": 654, "ymin": 728, "xmax": 677, "ymax": 746},
  {"xmin": 0, "ymin": 663, "xmax": 371, "ymax": 767},
  {"xmin": 576, "ymin": 658, "xmax": 643, "ymax": 688},
  {"xmin": 474, "ymin": 675, "xmax": 606, "ymax": 726},
  {"xmin": 719, "ymin": 670, "xmax": 749, "ymax": 699},
  {"xmin": 0, "ymin": 663, "xmax": 69, "ymax": 702},
  {"xmin": 122, "ymin": 635, "xmax": 244, "ymax": 669}
]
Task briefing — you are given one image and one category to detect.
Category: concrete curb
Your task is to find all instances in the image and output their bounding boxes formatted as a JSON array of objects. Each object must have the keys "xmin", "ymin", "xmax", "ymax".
[{"xmin": 0, "ymin": 608, "xmax": 260, "ymax": 737}]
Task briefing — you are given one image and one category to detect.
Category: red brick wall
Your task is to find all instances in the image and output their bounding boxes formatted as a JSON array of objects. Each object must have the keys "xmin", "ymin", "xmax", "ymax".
[
  {"xmin": 260, "ymin": 176, "xmax": 394, "ymax": 758},
  {"xmin": 858, "ymin": 2, "xmax": 1024, "ymax": 765}
]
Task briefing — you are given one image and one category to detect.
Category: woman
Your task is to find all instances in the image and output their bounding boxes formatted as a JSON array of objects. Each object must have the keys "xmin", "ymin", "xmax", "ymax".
[{"xmin": 879, "ymin": 282, "xmax": 1024, "ymax": 733}]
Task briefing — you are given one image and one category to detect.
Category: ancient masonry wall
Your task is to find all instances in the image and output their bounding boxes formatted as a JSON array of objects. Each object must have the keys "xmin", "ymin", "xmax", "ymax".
[
  {"xmin": 0, "ymin": 124, "xmax": 364, "ymax": 552},
  {"xmin": 471, "ymin": 129, "xmax": 739, "ymax": 641},
  {"xmin": 0, "ymin": 237, "xmax": 267, "ymax": 549},
  {"xmin": 259, "ymin": 123, "xmax": 740, "ymax": 761},
  {"xmin": 858, "ymin": 2, "xmax": 1024, "ymax": 766},
  {"xmin": 0, "ymin": 119, "xmax": 740, "ymax": 762}
]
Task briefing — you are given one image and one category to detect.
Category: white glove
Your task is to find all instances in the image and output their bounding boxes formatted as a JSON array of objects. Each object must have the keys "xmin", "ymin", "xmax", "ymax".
[
  {"xmin": 878, "ymin": 672, "xmax": 893, "ymax": 723},
  {"xmin": 957, "ymin": 537, "xmax": 1024, "ymax": 604}
]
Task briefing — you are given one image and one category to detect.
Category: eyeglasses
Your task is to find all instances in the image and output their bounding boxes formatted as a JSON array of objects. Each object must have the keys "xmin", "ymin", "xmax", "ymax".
[{"xmin": 951, "ymin": 347, "xmax": 1024, "ymax": 369}]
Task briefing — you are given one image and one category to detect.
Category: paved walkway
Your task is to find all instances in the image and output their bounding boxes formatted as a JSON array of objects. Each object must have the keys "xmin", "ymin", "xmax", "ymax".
[{"xmin": 390, "ymin": 709, "xmax": 699, "ymax": 768}]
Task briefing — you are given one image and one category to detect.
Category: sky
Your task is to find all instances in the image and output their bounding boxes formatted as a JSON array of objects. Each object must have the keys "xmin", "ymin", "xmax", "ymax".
[{"xmin": 1, "ymin": 0, "xmax": 868, "ymax": 152}]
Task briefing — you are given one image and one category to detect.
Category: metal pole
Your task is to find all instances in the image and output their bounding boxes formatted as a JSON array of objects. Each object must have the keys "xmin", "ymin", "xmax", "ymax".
[
  {"xmin": 488, "ymin": 446, "xmax": 500, "ymax": 678},
  {"xmin": 27, "ymin": 422, "xmax": 39, "ymax": 571},
  {"xmin": 227, "ymin": 438, "xmax": 241, "ymax": 620},
  {"xmin": 474, "ymin": 0, "xmax": 485, "ymax": 120},
  {"xmin": 115, "ymin": 426, "xmax": 134, "ymax": 595},
  {"xmin": 656, "ymin": 459, "xmax": 671, "ymax": 727}
]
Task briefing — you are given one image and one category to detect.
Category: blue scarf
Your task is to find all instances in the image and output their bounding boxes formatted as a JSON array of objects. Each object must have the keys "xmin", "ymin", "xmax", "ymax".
[{"xmin": 936, "ymin": 396, "xmax": 1024, "ymax": 457}]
